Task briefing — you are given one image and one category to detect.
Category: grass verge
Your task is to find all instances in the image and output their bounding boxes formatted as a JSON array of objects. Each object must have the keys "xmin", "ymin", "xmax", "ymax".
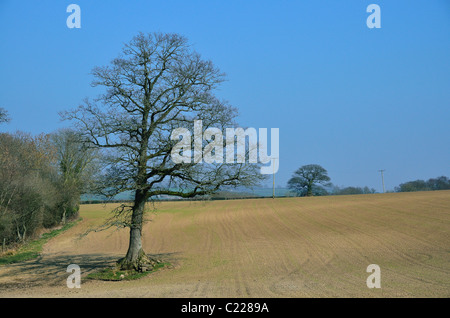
[
  {"xmin": 86, "ymin": 262, "xmax": 170, "ymax": 281},
  {"xmin": 0, "ymin": 218, "xmax": 82, "ymax": 265}
]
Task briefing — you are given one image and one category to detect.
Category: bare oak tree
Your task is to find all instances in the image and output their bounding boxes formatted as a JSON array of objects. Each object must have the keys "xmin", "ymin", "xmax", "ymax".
[{"xmin": 62, "ymin": 32, "xmax": 264, "ymax": 271}]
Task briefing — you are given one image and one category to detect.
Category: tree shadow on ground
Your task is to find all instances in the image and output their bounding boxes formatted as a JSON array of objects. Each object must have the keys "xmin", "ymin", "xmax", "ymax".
[{"xmin": 0, "ymin": 252, "xmax": 180, "ymax": 290}]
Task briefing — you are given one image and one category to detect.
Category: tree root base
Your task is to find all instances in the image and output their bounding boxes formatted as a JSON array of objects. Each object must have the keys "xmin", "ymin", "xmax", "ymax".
[{"xmin": 116, "ymin": 250, "xmax": 162, "ymax": 273}]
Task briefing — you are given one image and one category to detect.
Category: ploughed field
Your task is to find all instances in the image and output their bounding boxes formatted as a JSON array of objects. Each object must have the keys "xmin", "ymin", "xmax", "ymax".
[{"xmin": 0, "ymin": 190, "xmax": 449, "ymax": 297}]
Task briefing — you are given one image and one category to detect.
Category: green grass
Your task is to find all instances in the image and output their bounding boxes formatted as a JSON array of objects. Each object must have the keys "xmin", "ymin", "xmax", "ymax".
[
  {"xmin": 0, "ymin": 218, "xmax": 82, "ymax": 265},
  {"xmin": 86, "ymin": 262, "xmax": 169, "ymax": 281}
]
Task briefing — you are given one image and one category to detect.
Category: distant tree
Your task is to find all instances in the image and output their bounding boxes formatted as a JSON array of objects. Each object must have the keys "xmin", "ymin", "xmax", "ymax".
[
  {"xmin": 332, "ymin": 185, "xmax": 376, "ymax": 195},
  {"xmin": 395, "ymin": 179, "xmax": 429, "ymax": 192},
  {"xmin": 396, "ymin": 176, "xmax": 450, "ymax": 192},
  {"xmin": 0, "ymin": 108, "xmax": 10, "ymax": 124},
  {"xmin": 362, "ymin": 186, "xmax": 377, "ymax": 194},
  {"xmin": 426, "ymin": 176, "xmax": 450, "ymax": 191},
  {"xmin": 288, "ymin": 164, "xmax": 331, "ymax": 197},
  {"xmin": 337, "ymin": 186, "xmax": 363, "ymax": 195}
]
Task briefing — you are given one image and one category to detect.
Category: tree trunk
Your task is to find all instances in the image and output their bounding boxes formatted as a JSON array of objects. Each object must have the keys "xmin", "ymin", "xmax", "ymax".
[
  {"xmin": 17, "ymin": 225, "xmax": 22, "ymax": 241},
  {"xmin": 117, "ymin": 189, "xmax": 158, "ymax": 271},
  {"xmin": 306, "ymin": 182, "xmax": 313, "ymax": 197},
  {"xmin": 62, "ymin": 207, "xmax": 66, "ymax": 225}
]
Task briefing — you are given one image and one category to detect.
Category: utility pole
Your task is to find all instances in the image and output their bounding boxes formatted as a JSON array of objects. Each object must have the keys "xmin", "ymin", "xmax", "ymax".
[
  {"xmin": 378, "ymin": 169, "xmax": 386, "ymax": 193},
  {"xmin": 272, "ymin": 158, "xmax": 277, "ymax": 199}
]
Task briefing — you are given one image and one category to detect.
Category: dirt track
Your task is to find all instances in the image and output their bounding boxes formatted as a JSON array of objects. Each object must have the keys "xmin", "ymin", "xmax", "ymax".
[{"xmin": 0, "ymin": 191, "xmax": 449, "ymax": 297}]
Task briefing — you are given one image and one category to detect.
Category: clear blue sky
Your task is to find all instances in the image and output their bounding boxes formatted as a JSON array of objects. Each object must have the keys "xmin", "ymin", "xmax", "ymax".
[{"xmin": 1, "ymin": 0, "xmax": 449, "ymax": 192}]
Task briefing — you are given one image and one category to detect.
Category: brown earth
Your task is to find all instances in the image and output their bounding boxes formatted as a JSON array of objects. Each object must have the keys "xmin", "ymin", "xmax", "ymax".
[{"xmin": 0, "ymin": 190, "xmax": 449, "ymax": 297}]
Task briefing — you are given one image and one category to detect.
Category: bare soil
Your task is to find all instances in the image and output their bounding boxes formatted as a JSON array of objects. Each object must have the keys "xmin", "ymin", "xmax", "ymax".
[{"xmin": 0, "ymin": 191, "xmax": 449, "ymax": 297}]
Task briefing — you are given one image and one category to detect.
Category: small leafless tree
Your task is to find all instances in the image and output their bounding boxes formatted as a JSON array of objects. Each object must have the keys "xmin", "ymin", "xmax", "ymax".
[
  {"xmin": 0, "ymin": 108, "xmax": 10, "ymax": 124},
  {"xmin": 62, "ymin": 32, "xmax": 265, "ymax": 271},
  {"xmin": 51, "ymin": 129, "xmax": 99, "ymax": 223},
  {"xmin": 0, "ymin": 132, "xmax": 58, "ymax": 244}
]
